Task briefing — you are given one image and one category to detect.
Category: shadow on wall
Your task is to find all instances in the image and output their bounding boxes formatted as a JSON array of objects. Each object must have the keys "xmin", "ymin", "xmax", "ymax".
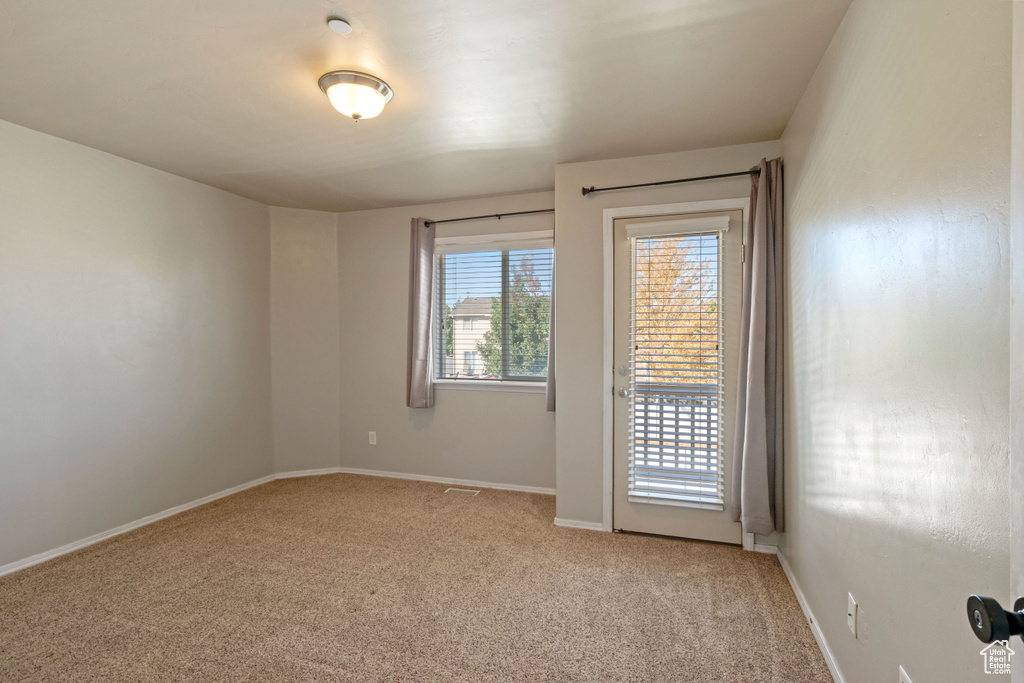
[
  {"xmin": 786, "ymin": 209, "xmax": 1009, "ymax": 680},
  {"xmin": 790, "ymin": 213, "xmax": 1007, "ymax": 541},
  {"xmin": 785, "ymin": 505, "xmax": 1009, "ymax": 681}
]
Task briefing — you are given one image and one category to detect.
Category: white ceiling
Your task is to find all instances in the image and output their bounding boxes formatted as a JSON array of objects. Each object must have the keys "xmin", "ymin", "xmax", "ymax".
[{"xmin": 0, "ymin": 0, "xmax": 850, "ymax": 212}]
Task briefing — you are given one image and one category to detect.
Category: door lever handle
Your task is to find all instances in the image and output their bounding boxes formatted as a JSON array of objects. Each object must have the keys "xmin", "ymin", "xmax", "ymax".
[{"xmin": 967, "ymin": 595, "xmax": 1024, "ymax": 643}]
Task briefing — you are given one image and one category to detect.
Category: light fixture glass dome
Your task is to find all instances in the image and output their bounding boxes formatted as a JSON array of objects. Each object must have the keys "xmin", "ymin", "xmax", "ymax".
[{"xmin": 318, "ymin": 71, "xmax": 393, "ymax": 120}]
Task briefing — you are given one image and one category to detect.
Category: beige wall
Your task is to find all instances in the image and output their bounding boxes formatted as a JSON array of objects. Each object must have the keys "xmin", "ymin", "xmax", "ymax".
[
  {"xmin": 1013, "ymin": 5, "xmax": 1024, "ymax": 683},
  {"xmin": 780, "ymin": 1, "xmax": 1011, "ymax": 681},
  {"xmin": 0, "ymin": 119, "xmax": 274, "ymax": 568},
  {"xmin": 336, "ymin": 192, "xmax": 555, "ymax": 489},
  {"xmin": 551, "ymin": 140, "xmax": 780, "ymax": 525},
  {"xmin": 270, "ymin": 208, "xmax": 341, "ymax": 473}
]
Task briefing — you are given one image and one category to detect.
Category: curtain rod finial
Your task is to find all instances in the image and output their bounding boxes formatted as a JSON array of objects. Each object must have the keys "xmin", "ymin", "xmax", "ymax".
[{"xmin": 582, "ymin": 186, "xmax": 595, "ymax": 197}]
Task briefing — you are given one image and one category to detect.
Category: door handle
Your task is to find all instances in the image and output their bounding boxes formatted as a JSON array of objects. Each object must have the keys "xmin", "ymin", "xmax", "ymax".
[
  {"xmin": 967, "ymin": 595, "xmax": 1024, "ymax": 643},
  {"xmin": 617, "ymin": 388, "xmax": 629, "ymax": 398}
]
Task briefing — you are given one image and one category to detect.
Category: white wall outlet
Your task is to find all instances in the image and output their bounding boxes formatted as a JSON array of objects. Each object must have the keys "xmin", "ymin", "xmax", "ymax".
[
  {"xmin": 898, "ymin": 665, "xmax": 912, "ymax": 683},
  {"xmin": 368, "ymin": 431, "xmax": 376, "ymax": 445},
  {"xmin": 847, "ymin": 593, "xmax": 858, "ymax": 638}
]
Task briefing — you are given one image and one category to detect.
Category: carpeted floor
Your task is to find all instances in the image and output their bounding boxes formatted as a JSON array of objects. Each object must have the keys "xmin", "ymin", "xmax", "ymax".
[{"xmin": 0, "ymin": 475, "xmax": 830, "ymax": 682}]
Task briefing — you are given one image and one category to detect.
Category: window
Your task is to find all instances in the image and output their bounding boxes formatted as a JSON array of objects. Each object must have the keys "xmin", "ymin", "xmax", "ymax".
[
  {"xmin": 435, "ymin": 231, "xmax": 553, "ymax": 382},
  {"xmin": 629, "ymin": 230, "xmax": 724, "ymax": 507}
]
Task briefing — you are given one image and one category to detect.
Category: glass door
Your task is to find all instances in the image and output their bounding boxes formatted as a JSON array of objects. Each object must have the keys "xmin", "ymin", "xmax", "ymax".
[{"xmin": 612, "ymin": 210, "xmax": 743, "ymax": 544}]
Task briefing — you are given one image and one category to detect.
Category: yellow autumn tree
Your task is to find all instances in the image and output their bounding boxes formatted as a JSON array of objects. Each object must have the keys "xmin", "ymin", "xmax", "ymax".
[{"xmin": 633, "ymin": 236, "xmax": 718, "ymax": 387}]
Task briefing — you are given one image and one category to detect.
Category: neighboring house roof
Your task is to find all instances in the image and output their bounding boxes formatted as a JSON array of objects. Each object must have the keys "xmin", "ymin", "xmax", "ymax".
[{"xmin": 451, "ymin": 297, "xmax": 493, "ymax": 318}]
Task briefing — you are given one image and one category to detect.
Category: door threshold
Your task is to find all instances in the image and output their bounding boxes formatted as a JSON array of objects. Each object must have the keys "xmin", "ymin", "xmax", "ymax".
[{"xmin": 613, "ymin": 528, "xmax": 742, "ymax": 548}]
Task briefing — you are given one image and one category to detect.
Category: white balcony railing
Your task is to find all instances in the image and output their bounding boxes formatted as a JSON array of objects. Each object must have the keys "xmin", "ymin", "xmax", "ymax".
[{"xmin": 628, "ymin": 382, "xmax": 723, "ymax": 508}]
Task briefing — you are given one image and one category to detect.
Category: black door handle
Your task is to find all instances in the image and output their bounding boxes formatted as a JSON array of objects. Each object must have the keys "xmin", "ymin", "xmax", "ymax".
[{"xmin": 967, "ymin": 595, "xmax": 1024, "ymax": 643}]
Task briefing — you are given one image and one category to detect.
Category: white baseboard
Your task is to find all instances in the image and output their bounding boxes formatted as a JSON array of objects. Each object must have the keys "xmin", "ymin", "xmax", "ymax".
[
  {"xmin": 776, "ymin": 549, "xmax": 845, "ymax": 683},
  {"xmin": 274, "ymin": 467, "xmax": 342, "ymax": 479},
  {"xmin": 0, "ymin": 474, "xmax": 275, "ymax": 578},
  {"xmin": 333, "ymin": 467, "xmax": 556, "ymax": 496},
  {"xmin": 0, "ymin": 467, "xmax": 555, "ymax": 579},
  {"xmin": 553, "ymin": 517, "xmax": 607, "ymax": 531}
]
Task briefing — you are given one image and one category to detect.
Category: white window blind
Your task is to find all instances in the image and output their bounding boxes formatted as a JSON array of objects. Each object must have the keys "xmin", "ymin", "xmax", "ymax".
[
  {"xmin": 435, "ymin": 234, "xmax": 553, "ymax": 382},
  {"xmin": 628, "ymin": 231, "xmax": 724, "ymax": 509}
]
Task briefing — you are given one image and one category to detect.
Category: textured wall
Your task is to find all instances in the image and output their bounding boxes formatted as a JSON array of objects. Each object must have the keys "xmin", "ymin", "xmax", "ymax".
[
  {"xmin": 0, "ymin": 119, "xmax": 273, "ymax": 569},
  {"xmin": 780, "ymin": 1, "xmax": 1011, "ymax": 681},
  {"xmin": 335, "ymin": 192, "xmax": 556, "ymax": 490},
  {"xmin": 1013, "ymin": 5, "xmax": 1024, "ymax": 683},
  {"xmin": 552, "ymin": 141, "xmax": 780, "ymax": 525},
  {"xmin": 270, "ymin": 207, "xmax": 341, "ymax": 473}
]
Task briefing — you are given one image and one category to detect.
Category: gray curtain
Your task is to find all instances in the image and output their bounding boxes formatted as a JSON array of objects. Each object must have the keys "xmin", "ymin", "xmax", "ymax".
[
  {"xmin": 545, "ymin": 259, "xmax": 556, "ymax": 412},
  {"xmin": 407, "ymin": 218, "xmax": 435, "ymax": 409},
  {"xmin": 731, "ymin": 157, "xmax": 784, "ymax": 535}
]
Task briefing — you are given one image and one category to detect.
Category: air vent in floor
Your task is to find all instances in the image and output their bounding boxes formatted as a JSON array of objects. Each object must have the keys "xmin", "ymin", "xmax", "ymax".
[{"xmin": 445, "ymin": 488, "xmax": 480, "ymax": 496}]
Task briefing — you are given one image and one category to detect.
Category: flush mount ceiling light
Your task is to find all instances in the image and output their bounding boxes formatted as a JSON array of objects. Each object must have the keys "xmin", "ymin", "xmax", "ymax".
[
  {"xmin": 318, "ymin": 70, "xmax": 393, "ymax": 121},
  {"xmin": 326, "ymin": 17, "xmax": 352, "ymax": 34}
]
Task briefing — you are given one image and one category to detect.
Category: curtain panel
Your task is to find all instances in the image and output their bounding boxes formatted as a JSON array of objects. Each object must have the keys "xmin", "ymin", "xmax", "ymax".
[
  {"xmin": 545, "ymin": 255, "xmax": 556, "ymax": 412},
  {"xmin": 731, "ymin": 157, "xmax": 784, "ymax": 535},
  {"xmin": 407, "ymin": 217, "xmax": 435, "ymax": 409}
]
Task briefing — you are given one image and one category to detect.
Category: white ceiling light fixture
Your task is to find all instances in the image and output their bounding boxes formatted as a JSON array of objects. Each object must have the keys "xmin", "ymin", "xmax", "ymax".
[
  {"xmin": 318, "ymin": 70, "xmax": 393, "ymax": 121},
  {"xmin": 326, "ymin": 17, "xmax": 352, "ymax": 34}
]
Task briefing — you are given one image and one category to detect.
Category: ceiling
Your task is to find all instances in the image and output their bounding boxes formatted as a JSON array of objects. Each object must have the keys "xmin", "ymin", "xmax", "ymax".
[{"xmin": 0, "ymin": 0, "xmax": 850, "ymax": 212}]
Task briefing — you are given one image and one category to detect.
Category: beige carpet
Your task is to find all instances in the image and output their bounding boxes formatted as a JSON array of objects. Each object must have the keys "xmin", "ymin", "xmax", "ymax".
[{"xmin": 0, "ymin": 475, "xmax": 830, "ymax": 682}]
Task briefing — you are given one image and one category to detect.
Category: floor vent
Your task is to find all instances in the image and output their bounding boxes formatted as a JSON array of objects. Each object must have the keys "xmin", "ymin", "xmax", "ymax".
[{"xmin": 445, "ymin": 488, "xmax": 480, "ymax": 496}]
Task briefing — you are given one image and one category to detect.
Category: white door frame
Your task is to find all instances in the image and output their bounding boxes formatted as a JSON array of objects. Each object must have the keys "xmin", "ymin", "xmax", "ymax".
[{"xmin": 602, "ymin": 198, "xmax": 751, "ymax": 538}]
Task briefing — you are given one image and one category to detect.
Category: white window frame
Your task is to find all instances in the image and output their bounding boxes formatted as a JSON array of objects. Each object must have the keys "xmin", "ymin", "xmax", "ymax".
[{"xmin": 434, "ymin": 230, "xmax": 553, "ymax": 393}]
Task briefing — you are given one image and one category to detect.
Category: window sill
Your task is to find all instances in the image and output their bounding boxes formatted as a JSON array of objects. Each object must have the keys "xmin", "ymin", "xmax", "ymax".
[{"xmin": 434, "ymin": 380, "xmax": 546, "ymax": 394}]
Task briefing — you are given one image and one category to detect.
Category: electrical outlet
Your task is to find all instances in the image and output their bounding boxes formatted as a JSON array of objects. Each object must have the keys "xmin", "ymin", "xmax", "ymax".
[
  {"xmin": 847, "ymin": 593, "xmax": 858, "ymax": 638},
  {"xmin": 898, "ymin": 665, "xmax": 912, "ymax": 683},
  {"xmin": 369, "ymin": 431, "xmax": 377, "ymax": 445}
]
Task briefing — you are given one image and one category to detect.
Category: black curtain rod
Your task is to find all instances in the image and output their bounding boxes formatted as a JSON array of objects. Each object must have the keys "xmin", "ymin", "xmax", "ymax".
[
  {"xmin": 425, "ymin": 208, "xmax": 555, "ymax": 226},
  {"xmin": 581, "ymin": 169, "xmax": 760, "ymax": 197}
]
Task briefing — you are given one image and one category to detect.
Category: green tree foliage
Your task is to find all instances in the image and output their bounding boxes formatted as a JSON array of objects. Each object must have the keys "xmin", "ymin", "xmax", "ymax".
[
  {"xmin": 444, "ymin": 304, "xmax": 454, "ymax": 357},
  {"xmin": 477, "ymin": 258, "xmax": 550, "ymax": 377},
  {"xmin": 634, "ymin": 237, "xmax": 717, "ymax": 385}
]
